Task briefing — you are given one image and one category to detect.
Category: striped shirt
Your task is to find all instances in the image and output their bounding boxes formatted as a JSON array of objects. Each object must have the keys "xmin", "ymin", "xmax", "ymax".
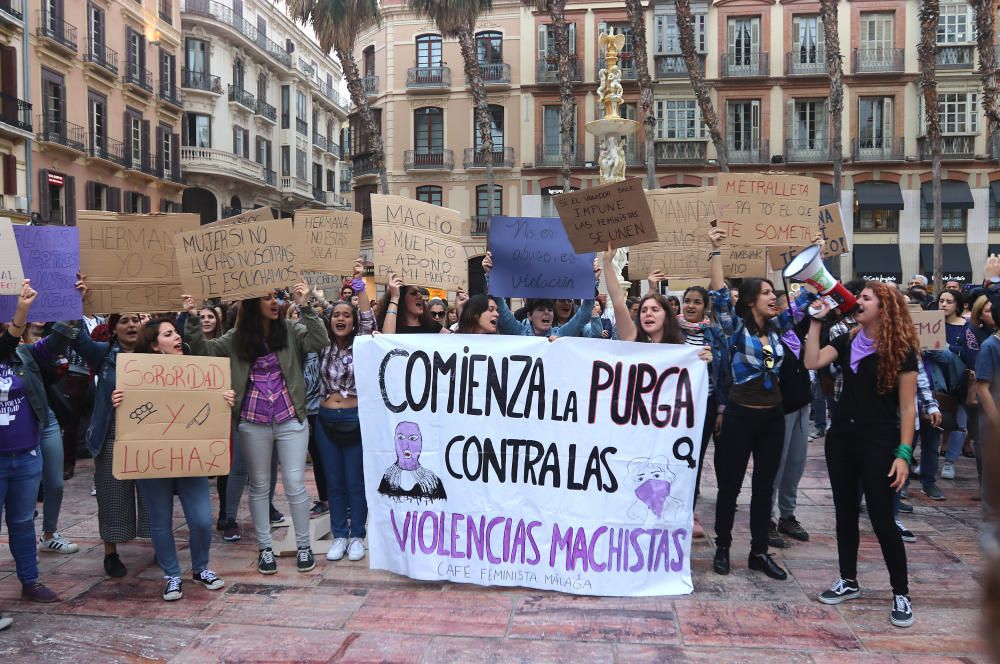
[
  {"xmin": 681, "ymin": 328, "xmax": 712, "ymax": 395},
  {"xmin": 240, "ymin": 351, "xmax": 296, "ymax": 424}
]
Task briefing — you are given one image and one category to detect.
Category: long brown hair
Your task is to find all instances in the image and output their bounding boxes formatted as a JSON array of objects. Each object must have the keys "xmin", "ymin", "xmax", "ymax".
[
  {"xmin": 635, "ymin": 293, "xmax": 684, "ymax": 344},
  {"xmin": 853, "ymin": 282, "xmax": 919, "ymax": 394},
  {"xmin": 134, "ymin": 318, "xmax": 181, "ymax": 354}
]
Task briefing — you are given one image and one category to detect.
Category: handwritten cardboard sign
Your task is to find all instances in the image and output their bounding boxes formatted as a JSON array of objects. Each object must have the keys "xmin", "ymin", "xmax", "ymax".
[
  {"xmin": 0, "ymin": 226, "xmax": 82, "ymax": 321},
  {"xmin": 553, "ymin": 178, "xmax": 658, "ymax": 253},
  {"xmin": 302, "ymin": 271, "xmax": 346, "ymax": 292},
  {"xmin": 912, "ymin": 310, "xmax": 947, "ymax": 350},
  {"xmin": 0, "ymin": 218, "xmax": 24, "ymax": 295},
  {"xmin": 717, "ymin": 174, "xmax": 820, "ymax": 246},
  {"xmin": 767, "ymin": 203, "xmax": 850, "ymax": 270},
  {"xmin": 113, "ymin": 354, "xmax": 232, "ymax": 479},
  {"xmin": 370, "ymin": 195, "xmax": 469, "ymax": 291},
  {"xmin": 78, "ymin": 212, "xmax": 200, "ymax": 314},
  {"xmin": 724, "ymin": 245, "xmax": 767, "ymax": 277},
  {"xmin": 487, "ymin": 217, "xmax": 594, "ymax": 299},
  {"xmin": 204, "ymin": 206, "xmax": 276, "ymax": 228},
  {"xmin": 293, "ymin": 209, "xmax": 363, "ymax": 276},
  {"xmin": 629, "ymin": 187, "xmax": 716, "ymax": 279},
  {"xmin": 173, "ymin": 218, "xmax": 299, "ymax": 301}
]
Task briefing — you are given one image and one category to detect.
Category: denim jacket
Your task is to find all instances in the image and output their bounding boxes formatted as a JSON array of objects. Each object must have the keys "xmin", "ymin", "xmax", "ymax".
[{"xmin": 6, "ymin": 323, "xmax": 76, "ymax": 430}]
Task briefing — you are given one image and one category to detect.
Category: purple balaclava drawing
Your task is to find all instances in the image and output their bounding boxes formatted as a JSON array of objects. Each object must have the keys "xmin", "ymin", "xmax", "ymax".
[
  {"xmin": 394, "ymin": 421, "xmax": 422, "ymax": 471},
  {"xmin": 631, "ymin": 461, "xmax": 672, "ymax": 518}
]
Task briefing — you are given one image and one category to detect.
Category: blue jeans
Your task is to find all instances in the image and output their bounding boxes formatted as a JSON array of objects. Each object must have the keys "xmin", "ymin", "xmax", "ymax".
[
  {"xmin": 315, "ymin": 407, "xmax": 367, "ymax": 539},
  {"xmin": 945, "ymin": 405, "xmax": 968, "ymax": 463},
  {"xmin": 811, "ymin": 379, "xmax": 828, "ymax": 432},
  {"xmin": 39, "ymin": 408, "xmax": 64, "ymax": 533},
  {"xmin": 0, "ymin": 446, "xmax": 42, "ymax": 585},
  {"xmin": 136, "ymin": 476, "xmax": 213, "ymax": 577},
  {"xmin": 918, "ymin": 425, "xmax": 941, "ymax": 490}
]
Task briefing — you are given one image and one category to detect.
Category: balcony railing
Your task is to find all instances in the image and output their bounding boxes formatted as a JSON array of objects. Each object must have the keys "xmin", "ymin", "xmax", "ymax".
[
  {"xmin": 281, "ymin": 176, "xmax": 313, "ymax": 198},
  {"xmin": 655, "ymin": 54, "xmax": 705, "ymax": 78},
  {"xmin": 88, "ymin": 136, "xmax": 126, "ymax": 166},
  {"xmin": 472, "ymin": 215, "xmax": 489, "ymax": 236},
  {"xmin": 181, "ymin": 68, "xmax": 222, "ymax": 93},
  {"xmin": 181, "ymin": 145, "xmax": 264, "ymax": 181},
  {"xmin": 728, "ymin": 139, "xmax": 770, "ymax": 164},
  {"xmin": 315, "ymin": 79, "xmax": 347, "ymax": 110},
  {"xmin": 126, "ymin": 150, "xmax": 156, "ymax": 176},
  {"xmin": 159, "ymin": 81, "xmax": 181, "ymax": 107},
  {"xmin": 406, "ymin": 66, "xmax": 451, "ymax": 88},
  {"xmin": 228, "ymin": 85, "xmax": 255, "ymax": 111},
  {"xmin": 786, "ymin": 48, "xmax": 826, "ymax": 75},
  {"xmin": 158, "ymin": 161, "xmax": 184, "ymax": 183},
  {"xmin": 255, "ymin": 98, "xmax": 276, "ymax": 123},
  {"xmin": 463, "ymin": 146, "xmax": 515, "ymax": 169},
  {"xmin": 36, "ymin": 10, "xmax": 77, "ymax": 52},
  {"xmin": 720, "ymin": 52, "xmax": 768, "ymax": 78},
  {"xmin": 853, "ymin": 47, "xmax": 904, "ymax": 73},
  {"xmin": 479, "ymin": 62, "xmax": 511, "ymax": 84},
  {"xmin": 123, "ymin": 62, "xmax": 153, "ymax": 93},
  {"xmin": 264, "ymin": 168, "xmax": 276, "ymax": 187},
  {"xmin": 918, "ymin": 134, "xmax": 976, "ymax": 159},
  {"xmin": 851, "ymin": 136, "xmax": 904, "ymax": 161},
  {"xmin": 784, "ymin": 137, "xmax": 830, "ymax": 163},
  {"xmin": 404, "ymin": 149, "xmax": 454, "ymax": 170},
  {"xmin": 296, "ymin": 117, "xmax": 308, "ymax": 135},
  {"xmin": 330, "ymin": 193, "xmax": 351, "ymax": 209},
  {"xmin": 351, "ymin": 153, "xmax": 378, "ymax": 176},
  {"xmin": 537, "ymin": 58, "xmax": 581, "ymax": 83},
  {"xmin": 0, "ymin": 92, "xmax": 30, "ymax": 132},
  {"xmin": 936, "ymin": 44, "xmax": 975, "ymax": 70},
  {"xmin": 362, "ymin": 75, "xmax": 378, "ymax": 96},
  {"xmin": 598, "ymin": 54, "xmax": 637, "ymax": 80},
  {"xmin": 654, "ymin": 140, "xmax": 707, "ymax": 164},
  {"xmin": 535, "ymin": 144, "xmax": 586, "ymax": 167},
  {"xmin": 37, "ymin": 117, "xmax": 85, "ymax": 151},
  {"xmin": 85, "ymin": 39, "xmax": 119, "ymax": 75},
  {"xmin": 181, "ymin": 0, "xmax": 291, "ymax": 68},
  {"xmin": 0, "ymin": 0, "xmax": 23, "ymax": 22},
  {"xmin": 313, "ymin": 133, "xmax": 328, "ymax": 151},
  {"xmin": 297, "ymin": 58, "xmax": 315, "ymax": 78}
]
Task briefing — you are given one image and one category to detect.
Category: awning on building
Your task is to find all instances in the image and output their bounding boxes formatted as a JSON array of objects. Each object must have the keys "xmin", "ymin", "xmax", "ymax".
[
  {"xmin": 820, "ymin": 183, "xmax": 836, "ymax": 206},
  {"xmin": 852, "ymin": 243, "xmax": 902, "ymax": 283},
  {"xmin": 920, "ymin": 244, "xmax": 973, "ymax": 284},
  {"xmin": 855, "ymin": 182, "xmax": 904, "ymax": 211},
  {"xmin": 920, "ymin": 180, "xmax": 974, "ymax": 210}
]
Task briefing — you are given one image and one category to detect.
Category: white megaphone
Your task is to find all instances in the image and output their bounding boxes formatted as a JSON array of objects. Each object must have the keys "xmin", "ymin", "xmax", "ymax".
[{"xmin": 782, "ymin": 244, "xmax": 857, "ymax": 316}]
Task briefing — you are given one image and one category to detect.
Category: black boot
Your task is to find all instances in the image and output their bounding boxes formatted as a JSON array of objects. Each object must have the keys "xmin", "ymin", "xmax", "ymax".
[
  {"xmin": 748, "ymin": 553, "xmax": 788, "ymax": 580},
  {"xmin": 713, "ymin": 547, "xmax": 730, "ymax": 575}
]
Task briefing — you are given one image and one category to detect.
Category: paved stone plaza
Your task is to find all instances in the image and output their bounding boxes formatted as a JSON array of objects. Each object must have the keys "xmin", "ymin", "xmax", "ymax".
[{"xmin": 0, "ymin": 438, "xmax": 988, "ymax": 662}]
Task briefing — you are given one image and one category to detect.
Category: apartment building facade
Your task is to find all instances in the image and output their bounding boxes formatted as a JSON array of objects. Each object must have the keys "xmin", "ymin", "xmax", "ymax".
[
  {"xmin": 179, "ymin": 0, "xmax": 350, "ymax": 224},
  {"xmin": 0, "ymin": 0, "xmax": 32, "ymax": 222},
  {"xmin": 30, "ymin": 0, "xmax": 185, "ymax": 225}
]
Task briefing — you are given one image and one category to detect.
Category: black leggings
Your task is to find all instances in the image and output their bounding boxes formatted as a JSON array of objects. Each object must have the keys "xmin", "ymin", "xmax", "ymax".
[
  {"xmin": 693, "ymin": 393, "xmax": 718, "ymax": 507},
  {"xmin": 714, "ymin": 403, "xmax": 785, "ymax": 555},
  {"xmin": 826, "ymin": 426, "xmax": 908, "ymax": 595}
]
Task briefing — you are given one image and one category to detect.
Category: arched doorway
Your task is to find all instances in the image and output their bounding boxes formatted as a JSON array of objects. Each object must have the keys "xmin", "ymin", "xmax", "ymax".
[{"xmin": 182, "ymin": 187, "xmax": 218, "ymax": 225}]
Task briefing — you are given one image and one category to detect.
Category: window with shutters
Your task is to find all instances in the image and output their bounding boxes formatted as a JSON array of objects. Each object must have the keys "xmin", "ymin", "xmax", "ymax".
[
  {"xmin": 326, "ymin": 169, "xmax": 335, "ymax": 191},
  {"xmin": 126, "ymin": 27, "xmax": 145, "ymax": 82},
  {"xmin": 129, "ymin": 115, "xmax": 143, "ymax": 169},
  {"xmin": 89, "ymin": 90, "xmax": 106, "ymax": 152},
  {"xmin": 416, "ymin": 185, "xmax": 442, "ymax": 206},
  {"xmin": 233, "ymin": 126, "xmax": 249, "ymax": 159},
  {"xmin": 542, "ymin": 105, "xmax": 576, "ymax": 157},
  {"xmin": 281, "ymin": 85, "xmax": 290, "ymax": 129},
  {"xmin": 363, "ymin": 46, "xmax": 375, "ymax": 77},
  {"xmin": 414, "ymin": 107, "xmax": 443, "ymax": 153},
  {"xmin": 789, "ymin": 99, "xmax": 827, "ymax": 150},
  {"xmin": 41, "ymin": 69, "xmax": 65, "ymax": 134},
  {"xmin": 312, "ymin": 163, "xmax": 323, "ymax": 189},
  {"xmin": 791, "ymin": 16, "xmax": 823, "ymax": 65},
  {"xmin": 938, "ymin": 92, "xmax": 978, "ymax": 134},
  {"xmin": 162, "ymin": 130, "xmax": 173, "ymax": 174},
  {"xmin": 476, "ymin": 185, "xmax": 502, "ymax": 217},
  {"xmin": 46, "ymin": 173, "xmax": 66, "ymax": 225},
  {"xmin": 474, "ymin": 105, "xmax": 504, "ymax": 151},
  {"xmin": 858, "ymin": 96, "xmax": 892, "ymax": 148},
  {"xmin": 726, "ymin": 100, "xmax": 760, "ymax": 156},
  {"xmin": 727, "ymin": 17, "xmax": 761, "ymax": 67},
  {"xmin": 538, "ymin": 23, "xmax": 577, "ymax": 79},
  {"xmin": 1, "ymin": 154, "xmax": 16, "ymax": 195},
  {"xmin": 233, "ymin": 58, "xmax": 244, "ymax": 91},
  {"xmin": 296, "ymin": 148, "xmax": 306, "ymax": 179},
  {"xmin": 655, "ymin": 99, "xmax": 706, "ymax": 140},
  {"xmin": 296, "ymin": 90, "xmax": 308, "ymax": 134},
  {"xmin": 257, "ymin": 73, "xmax": 267, "ymax": 104},
  {"xmin": 88, "ymin": 3, "xmax": 106, "ymax": 61},
  {"xmin": 159, "ymin": 49, "xmax": 176, "ymax": 93},
  {"xmin": 416, "ymin": 34, "xmax": 442, "ymax": 68},
  {"xmin": 860, "ymin": 13, "xmax": 894, "ymax": 53},
  {"xmin": 655, "ymin": 11, "xmax": 707, "ymax": 54},
  {"xmin": 183, "ymin": 113, "xmax": 210, "ymax": 147}
]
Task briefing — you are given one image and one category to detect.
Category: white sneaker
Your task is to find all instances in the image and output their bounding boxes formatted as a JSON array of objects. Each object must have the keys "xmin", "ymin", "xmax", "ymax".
[
  {"xmin": 38, "ymin": 533, "xmax": 79, "ymax": 554},
  {"xmin": 90, "ymin": 485, "xmax": 97, "ymax": 496},
  {"xmin": 941, "ymin": 462, "xmax": 955, "ymax": 480},
  {"xmin": 0, "ymin": 613, "xmax": 12, "ymax": 631},
  {"xmin": 347, "ymin": 538, "xmax": 366, "ymax": 561},
  {"xmin": 326, "ymin": 537, "xmax": 348, "ymax": 561}
]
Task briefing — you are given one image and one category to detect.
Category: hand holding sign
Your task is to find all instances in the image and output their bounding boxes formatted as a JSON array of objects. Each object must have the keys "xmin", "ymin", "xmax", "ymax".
[
  {"xmin": 553, "ymin": 178, "xmax": 658, "ymax": 253},
  {"xmin": 0, "ymin": 217, "xmax": 25, "ymax": 295}
]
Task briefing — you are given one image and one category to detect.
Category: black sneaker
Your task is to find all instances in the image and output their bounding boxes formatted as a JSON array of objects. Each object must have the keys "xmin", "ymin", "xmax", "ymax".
[
  {"xmin": 297, "ymin": 546, "xmax": 315, "ymax": 573},
  {"xmin": 818, "ymin": 578, "xmax": 861, "ymax": 605},
  {"xmin": 258, "ymin": 547, "xmax": 277, "ymax": 575},
  {"xmin": 222, "ymin": 519, "xmax": 241, "ymax": 542},
  {"xmin": 778, "ymin": 516, "xmax": 810, "ymax": 542},
  {"xmin": 898, "ymin": 499, "xmax": 914, "ymax": 514},
  {"xmin": 269, "ymin": 507, "xmax": 288, "ymax": 527},
  {"xmin": 768, "ymin": 521, "xmax": 787, "ymax": 549},
  {"xmin": 192, "ymin": 569, "xmax": 225, "ymax": 591},
  {"xmin": 103, "ymin": 553, "xmax": 127, "ymax": 578},
  {"xmin": 162, "ymin": 576, "xmax": 183, "ymax": 601},
  {"xmin": 890, "ymin": 594, "xmax": 914, "ymax": 627},
  {"xmin": 895, "ymin": 520, "xmax": 916, "ymax": 543}
]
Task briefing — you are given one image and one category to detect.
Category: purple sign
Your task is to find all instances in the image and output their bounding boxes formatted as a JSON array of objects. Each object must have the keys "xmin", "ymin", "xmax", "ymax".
[
  {"xmin": 0, "ymin": 226, "xmax": 82, "ymax": 322},
  {"xmin": 487, "ymin": 217, "xmax": 595, "ymax": 299}
]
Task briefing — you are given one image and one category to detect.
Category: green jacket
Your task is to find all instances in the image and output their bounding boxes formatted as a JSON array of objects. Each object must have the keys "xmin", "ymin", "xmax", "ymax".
[{"xmin": 185, "ymin": 306, "xmax": 329, "ymax": 422}]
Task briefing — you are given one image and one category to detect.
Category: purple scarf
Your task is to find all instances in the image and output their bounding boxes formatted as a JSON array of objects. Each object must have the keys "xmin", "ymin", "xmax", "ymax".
[
  {"xmin": 850, "ymin": 329, "xmax": 877, "ymax": 373},
  {"xmin": 781, "ymin": 329, "xmax": 801, "ymax": 359}
]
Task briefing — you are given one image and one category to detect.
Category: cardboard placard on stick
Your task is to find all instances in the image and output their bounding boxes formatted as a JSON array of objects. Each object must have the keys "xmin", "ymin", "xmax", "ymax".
[
  {"xmin": 487, "ymin": 217, "xmax": 595, "ymax": 299},
  {"xmin": 113, "ymin": 354, "xmax": 232, "ymax": 479},
  {"xmin": 204, "ymin": 206, "xmax": 276, "ymax": 228},
  {"xmin": 293, "ymin": 209, "xmax": 363, "ymax": 275},
  {"xmin": 628, "ymin": 187, "xmax": 717, "ymax": 279},
  {"xmin": 553, "ymin": 178, "xmax": 658, "ymax": 253},
  {"xmin": 173, "ymin": 218, "xmax": 299, "ymax": 301},
  {"xmin": 0, "ymin": 217, "xmax": 25, "ymax": 295},
  {"xmin": 767, "ymin": 203, "xmax": 851, "ymax": 270},
  {"xmin": 370, "ymin": 195, "xmax": 469, "ymax": 291},
  {"xmin": 912, "ymin": 310, "xmax": 947, "ymax": 350},
  {"xmin": 78, "ymin": 212, "xmax": 200, "ymax": 314},
  {"xmin": 717, "ymin": 174, "xmax": 820, "ymax": 246},
  {"xmin": 0, "ymin": 226, "xmax": 82, "ymax": 321}
]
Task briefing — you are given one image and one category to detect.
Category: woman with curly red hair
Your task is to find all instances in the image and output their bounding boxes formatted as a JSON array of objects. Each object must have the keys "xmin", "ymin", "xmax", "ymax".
[{"xmin": 804, "ymin": 281, "xmax": 918, "ymax": 628}]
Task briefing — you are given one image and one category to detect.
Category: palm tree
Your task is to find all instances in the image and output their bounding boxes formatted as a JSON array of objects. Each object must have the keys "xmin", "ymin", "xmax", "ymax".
[
  {"xmin": 918, "ymin": 0, "xmax": 943, "ymax": 293},
  {"xmin": 973, "ymin": 0, "xmax": 1000, "ymax": 159},
  {"xmin": 287, "ymin": 0, "xmax": 389, "ymax": 195},
  {"xmin": 819, "ymin": 0, "xmax": 843, "ymax": 204},
  {"xmin": 623, "ymin": 0, "xmax": 656, "ymax": 189},
  {"xmin": 525, "ymin": 0, "xmax": 575, "ymax": 192},
  {"xmin": 407, "ymin": 0, "xmax": 496, "ymax": 220},
  {"xmin": 675, "ymin": 0, "xmax": 727, "ymax": 172}
]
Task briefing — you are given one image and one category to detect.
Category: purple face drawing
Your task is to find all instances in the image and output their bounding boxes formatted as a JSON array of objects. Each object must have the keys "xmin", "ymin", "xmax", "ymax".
[
  {"xmin": 394, "ymin": 421, "xmax": 422, "ymax": 471},
  {"xmin": 630, "ymin": 462, "xmax": 672, "ymax": 518}
]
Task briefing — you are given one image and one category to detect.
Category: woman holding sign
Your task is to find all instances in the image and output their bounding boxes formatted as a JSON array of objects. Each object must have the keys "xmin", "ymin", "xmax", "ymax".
[
  {"xmin": 377, "ymin": 275, "xmax": 451, "ymax": 334},
  {"xmin": 109, "ymin": 319, "xmax": 233, "ymax": 601},
  {"xmin": 183, "ymin": 283, "xmax": 330, "ymax": 576},
  {"xmin": 804, "ymin": 282, "xmax": 918, "ymax": 628}
]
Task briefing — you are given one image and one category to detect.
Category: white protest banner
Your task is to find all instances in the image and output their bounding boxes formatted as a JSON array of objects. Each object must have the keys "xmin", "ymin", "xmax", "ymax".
[
  {"xmin": 0, "ymin": 217, "xmax": 24, "ymax": 294},
  {"xmin": 293, "ymin": 209, "xmax": 363, "ymax": 276},
  {"xmin": 717, "ymin": 174, "xmax": 820, "ymax": 246},
  {"xmin": 356, "ymin": 335, "xmax": 708, "ymax": 597}
]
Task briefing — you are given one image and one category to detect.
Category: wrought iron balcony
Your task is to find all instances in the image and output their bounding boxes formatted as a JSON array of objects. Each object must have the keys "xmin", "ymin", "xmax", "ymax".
[
  {"xmin": 328, "ymin": 192, "xmax": 350, "ymax": 209},
  {"xmin": 654, "ymin": 140, "xmax": 707, "ymax": 164},
  {"xmin": 727, "ymin": 139, "xmax": 770, "ymax": 164},
  {"xmin": 0, "ymin": 0, "xmax": 23, "ymax": 23},
  {"xmin": 181, "ymin": 68, "xmax": 222, "ymax": 93},
  {"xmin": 328, "ymin": 140, "xmax": 340, "ymax": 156},
  {"xmin": 785, "ymin": 47, "xmax": 826, "ymax": 76},
  {"xmin": 351, "ymin": 153, "xmax": 378, "ymax": 176},
  {"xmin": 296, "ymin": 118, "xmax": 308, "ymax": 135},
  {"xmin": 851, "ymin": 136, "xmax": 904, "ymax": 161},
  {"xmin": 720, "ymin": 52, "xmax": 768, "ymax": 78},
  {"xmin": 85, "ymin": 39, "xmax": 118, "ymax": 76},
  {"xmin": 126, "ymin": 149, "xmax": 156, "ymax": 176},
  {"xmin": 228, "ymin": 85, "xmax": 255, "ymax": 112},
  {"xmin": 255, "ymin": 98, "xmax": 276, "ymax": 123},
  {"xmin": 181, "ymin": 0, "xmax": 291, "ymax": 68},
  {"xmin": 406, "ymin": 66, "xmax": 451, "ymax": 89},
  {"xmin": 537, "ymin": 58, "xmax": 581, "ymax": 83},
  {"xmin": 918, "ymin": 134, "xmax": 976, "ymax": 159},
  {"xmin": 534, "ymin": 143, "xmax": 586, "ymax": 167},
  {"xmin": 123, "ymin": 62, "xmax": 153, "ymax": 93},
  {"xmin": 463, "ymin": 146, "xmax": 515, "ymax": 169},
  {"xmin": 88, "ymin": 136, "xmax": 126, "ymax": 166},
  {"xmin": 36, "ymin": 10, "xmax": 77, "ymax": 52},
  {"xmin": 655, "ymin": 54, "xmax": 705, "ymax": 78},
  {"xmin": 404, "ymin": 148, "xmax": 454, "ymax": 171},
  {"xmin": 362, "ymin": 75, "xmax": 378, "ymax": 96},
  {"xmin": 159, "ymin": 82, "xmax": 181, "ymax": 108},
  {"xmin": 312, "ymin": 132, "xmax": 328, "ymax": 152},
  {"xmin": 784, "ymin": 137, "xmax": 831, "ymax": 163},
  {"xmin": 936, "ymin": 45, "xmax": 975, "ymax": 69},
  {"xmin": 0, "ymin": 92, "xmax": 30, "ymax": 132},
  {"xmin": 853, "ymin": 47, "xmax": 904, "ymax": 73},
  {"xmin": 471, "ymin": 215, "xmax": 489, "ymax": 236},
  {"xmin": 37, "ymin": 116, "xmax": 85, "ymax": 152},
  {"xmin": 479, "ymin": 63, "xmax": 511, "ymax": 85}
]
